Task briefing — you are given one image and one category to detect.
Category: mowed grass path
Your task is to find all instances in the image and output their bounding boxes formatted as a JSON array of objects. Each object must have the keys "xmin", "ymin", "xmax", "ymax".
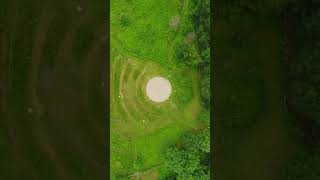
[{"xmin": 110, "ymin": 0, "xmax": 202, "ymax": 178}]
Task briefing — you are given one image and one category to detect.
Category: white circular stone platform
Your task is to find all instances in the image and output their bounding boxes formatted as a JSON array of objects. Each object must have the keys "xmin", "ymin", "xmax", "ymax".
[{"xmin": 146, "ymin": 76, "xmax": 172, "ymax": 103}]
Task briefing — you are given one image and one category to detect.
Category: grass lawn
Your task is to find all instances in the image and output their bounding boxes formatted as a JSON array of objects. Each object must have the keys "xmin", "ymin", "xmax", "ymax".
[{"xmin": 110, "ymin": 0, "xmax": 202, "ymax": 178}]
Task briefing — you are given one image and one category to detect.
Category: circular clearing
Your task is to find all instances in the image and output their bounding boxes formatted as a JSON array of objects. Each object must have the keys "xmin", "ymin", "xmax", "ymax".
[{"xmin": 146, "ymin": 76, "xmax": 172, "ymax": 103}]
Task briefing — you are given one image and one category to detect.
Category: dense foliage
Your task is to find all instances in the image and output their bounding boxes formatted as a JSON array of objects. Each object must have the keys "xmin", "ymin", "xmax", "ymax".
[
  {"xmin": 175, "ymin": 0, "xmax": 210, "ymax": 108},
  {"xmin": 283, "ymin": 0, "xmax": 320, "ymax": 179},
  {"xmin": 192, "ymin": 0, "xmax": 210, "ymax": 109},
  {"xmin": 286, "ymin": 0, "xmax": 320, "ymax": 148},
  {"xmin": 283, "ymin": 148, "xmax": 320, "ymax": 180},
  {"xmin": 161, "ymin": 0, "xmax": 211, "ymax": 179},
  {"xmin": 161, "ymin": 129, "xmax": 210, "ymax": 180}
]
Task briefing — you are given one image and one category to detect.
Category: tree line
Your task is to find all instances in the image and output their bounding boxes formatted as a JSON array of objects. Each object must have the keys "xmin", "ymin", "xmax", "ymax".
[{"xmin": 160, "ymin": 0, "xmax": 211, "ymax": 179}]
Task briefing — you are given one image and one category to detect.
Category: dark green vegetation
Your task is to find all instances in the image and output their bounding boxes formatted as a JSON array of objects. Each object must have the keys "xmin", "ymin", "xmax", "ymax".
[
  {"xmin": 161, "ymin": 129, "xmax": 210, "ymax": 179},
  {"xmin": 283, "ymin": 148, "xmax": 320, "ymax": 180},
  {"xmin": 214, "ymin": 0, "xmax": 320, "ymax": 180},
  {"xmin": 282, "ymin": 1, "xmax": 320, "ymax": 179},
  {"xmin": 160, "ymin": 0, "xmax": 211, "ymax": 179},
  {"xmin": 285, "ymin": 0, "xmax": 320, "ymax": 146},
  {"xmin": 175, "ymin": 0, "xmax": 210, "ymax": 108},
  {"xmin": 0, "ymin": 0, "xmax": 107, "ymax": 179}
]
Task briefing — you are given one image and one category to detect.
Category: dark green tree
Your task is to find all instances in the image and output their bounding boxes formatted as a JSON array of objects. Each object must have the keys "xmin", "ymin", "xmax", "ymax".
[
  {"xmin": 287, "ymin": 1, "xmax": 320, "ymax": 146},
  {"xmin": 283, "ymin": 148, "xmax": 320, "ymax": 180},
  {"xmin": 162, "ymin": 130, "xmax": 210, "ymax": 179}
]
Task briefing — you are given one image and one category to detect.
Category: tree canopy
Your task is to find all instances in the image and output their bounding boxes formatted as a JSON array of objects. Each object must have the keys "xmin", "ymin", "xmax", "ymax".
[{"xmin": 161, "ymin": 129, "xmax": 210, "ymax": 180}]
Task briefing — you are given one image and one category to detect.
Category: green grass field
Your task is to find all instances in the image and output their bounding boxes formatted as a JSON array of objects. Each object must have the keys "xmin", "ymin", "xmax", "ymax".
[{"xmin": 110, "ymin": 0, "xmax": 203, "ymax": 178}]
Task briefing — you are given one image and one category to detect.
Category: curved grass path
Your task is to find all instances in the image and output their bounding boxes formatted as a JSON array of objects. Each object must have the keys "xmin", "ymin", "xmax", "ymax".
[{"xmin": 111, "ymin": 52, "xmax": 184, "ymax": 136}]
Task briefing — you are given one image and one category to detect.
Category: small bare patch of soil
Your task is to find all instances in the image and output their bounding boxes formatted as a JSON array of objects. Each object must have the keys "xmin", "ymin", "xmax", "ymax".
[
  {"xmin": 184, "ymin": 32, "xmax": 196, "ymax": 44},
  {"xmin": 169, "ymin": 15, "xmax": 180, "ymax": 30}
]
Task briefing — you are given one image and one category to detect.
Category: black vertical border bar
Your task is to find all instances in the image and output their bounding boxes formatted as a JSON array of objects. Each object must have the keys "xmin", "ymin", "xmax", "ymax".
[
  {"xmin": 210, "ymin": 0, "xmax": 215, "ymax": 179},
  {"xmin": 106, "ymin": 0, "xmax": 111, "ymax": 178}
]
